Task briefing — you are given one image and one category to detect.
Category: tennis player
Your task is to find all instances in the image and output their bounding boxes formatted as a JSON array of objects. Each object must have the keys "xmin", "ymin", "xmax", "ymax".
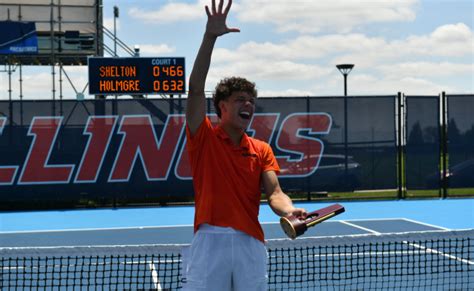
[{"xmin": 182, "ymin": 0, "xmax": 307, "ymax": 290}]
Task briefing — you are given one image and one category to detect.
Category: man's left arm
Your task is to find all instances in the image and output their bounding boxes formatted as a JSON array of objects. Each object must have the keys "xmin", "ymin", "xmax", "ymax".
[{"xmin": 262, "ymin": 170, "xmax": 307, "ymax": 218}]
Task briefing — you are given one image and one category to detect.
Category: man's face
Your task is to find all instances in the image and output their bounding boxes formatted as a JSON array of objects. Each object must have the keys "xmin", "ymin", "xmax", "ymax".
[{"xmin": 220, "ymin": 91, "xmax": 256, "ymax": 130}]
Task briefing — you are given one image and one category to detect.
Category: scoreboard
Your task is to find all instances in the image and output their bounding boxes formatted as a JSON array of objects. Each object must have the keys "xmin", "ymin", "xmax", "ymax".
[{"xmin": 88, "ymin": 57, "xmax": 185, "ymax": 95}]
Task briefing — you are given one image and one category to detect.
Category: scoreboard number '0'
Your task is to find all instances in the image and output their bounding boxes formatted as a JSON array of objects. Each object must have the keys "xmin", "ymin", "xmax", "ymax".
[{"xmin": 88, "ymin": 57, "xmax": 186, "ymax": 95}]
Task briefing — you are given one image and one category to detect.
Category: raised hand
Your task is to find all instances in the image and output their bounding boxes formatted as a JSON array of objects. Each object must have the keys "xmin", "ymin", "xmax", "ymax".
[
  {"xmin": 187, "ymin": 0, "xmax": 239, "ymax": 134},
  {"xmin": 205, "ymin": 0, "xmax": 240, "ymax": 37}
]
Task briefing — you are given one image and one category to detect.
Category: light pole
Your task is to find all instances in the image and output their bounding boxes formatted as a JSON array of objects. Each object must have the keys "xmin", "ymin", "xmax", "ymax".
[
  {"xmin": 336, "ymin": 64, "xmax": 354, "ymax": 96},
  {"xmin": 113, "ymin": 6, "xmax": 119, "ymax": 56},
  {"xmin": 336, "ymin": 64, "xmax": 354, "ymax": 189}
]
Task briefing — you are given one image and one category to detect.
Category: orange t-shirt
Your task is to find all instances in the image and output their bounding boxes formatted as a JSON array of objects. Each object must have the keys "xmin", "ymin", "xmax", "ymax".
[{"xmin": 186, "ymin": 117, "xmax": 280, "ymax": 242}]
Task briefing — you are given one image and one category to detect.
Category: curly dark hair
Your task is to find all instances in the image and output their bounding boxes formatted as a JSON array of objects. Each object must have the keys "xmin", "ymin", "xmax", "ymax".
[{"xmin": 213, "ymin": 77, "xmax": 257, "ymax": 118}]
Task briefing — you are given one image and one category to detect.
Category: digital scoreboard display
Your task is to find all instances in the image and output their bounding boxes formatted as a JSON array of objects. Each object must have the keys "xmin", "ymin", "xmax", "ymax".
[{"xmin": 88, "ymin": 57, "xmax": 186, "ymax": 95}]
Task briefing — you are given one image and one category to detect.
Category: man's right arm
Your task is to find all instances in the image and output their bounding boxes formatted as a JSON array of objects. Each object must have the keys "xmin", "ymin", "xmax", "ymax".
[
  {"xmin": 186, "ymin": 35, "xmax": 217, "ymax": 135},
  {"xmin": 186, "ymin": 0, "xmax": 239, "ymax": 135}
]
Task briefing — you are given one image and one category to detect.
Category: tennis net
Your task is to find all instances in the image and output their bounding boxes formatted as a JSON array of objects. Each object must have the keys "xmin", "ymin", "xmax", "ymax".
[{"xmin": 1, "ymin": 229, "xmax": 473, "ymax": 290}]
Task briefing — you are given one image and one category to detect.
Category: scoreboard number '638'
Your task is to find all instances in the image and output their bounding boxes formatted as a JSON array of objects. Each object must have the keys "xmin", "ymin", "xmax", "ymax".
[{"xmin": 88, "ymin": 57, "xmax": 186, "ymax": 95}]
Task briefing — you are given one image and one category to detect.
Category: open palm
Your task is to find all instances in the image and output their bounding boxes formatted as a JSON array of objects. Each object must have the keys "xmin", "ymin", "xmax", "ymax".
[{"xmin": 205, "ymin": 0, "xmax": 240, "ymax": 37}]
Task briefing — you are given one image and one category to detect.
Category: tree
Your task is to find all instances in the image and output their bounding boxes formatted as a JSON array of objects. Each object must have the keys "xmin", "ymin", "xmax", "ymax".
[{"xmin": 407, "ymin": 122, "xmax": 424, "ymax": 145}]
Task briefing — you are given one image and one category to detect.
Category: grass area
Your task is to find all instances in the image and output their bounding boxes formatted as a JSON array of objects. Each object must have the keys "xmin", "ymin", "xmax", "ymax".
[
  {"xmin": 70, "ymin": 187, "xmax": 474, "ymax": 210},
  {"xmin": 447, "ymin": 188, "xmax": 474, "ymax": 197},
  {"xmin": 326, "ymin": 190, "xmax": 398, "ymax": 200},
  {"xmin": 405, "ymin": 189, "xmax": 441, "ymax": 198},
  {"xmin": 3, "ymin": 187, "xmax": 473, "ymax": 211},
  {"xmin": 286, "ymin": 190, "xmax": 399, "ymax": 201},
  {"xmin": 287, "ymin": 188, "xmax": 474, "ymax": 202}
]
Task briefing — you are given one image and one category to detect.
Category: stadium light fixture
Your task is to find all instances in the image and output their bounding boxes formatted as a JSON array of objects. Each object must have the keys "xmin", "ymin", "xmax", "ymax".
[
  {"xmin": 336, "ymin": 64, "xmax": 354, "ymax": 178},
  {"xmin": 336, "ymin": 64, "xmax": 354, "ymax": 96},
  {"xmin": 134, "ymin": 45, "xmax": 140, "ymax": 57},
  {"xmin": 113, "ymin": 6, "xmax": 119, "ymax": 56}
]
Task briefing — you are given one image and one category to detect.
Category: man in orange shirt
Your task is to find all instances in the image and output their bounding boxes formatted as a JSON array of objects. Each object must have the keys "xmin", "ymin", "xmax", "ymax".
[{"xmin": 183, "ymin": 0, "xmax": 307, "ymax": 290}]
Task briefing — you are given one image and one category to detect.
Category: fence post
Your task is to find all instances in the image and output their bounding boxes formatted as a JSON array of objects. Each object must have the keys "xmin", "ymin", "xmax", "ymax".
[
  {"xmin": 306, "ymin": 96, "xmax": 311, "ymax": 201},
  {"xmin": 441, "ymin": 91, "xmax": 448, "ymax": 198},
  {"xmin": 397, "ymin": 92, "xmax": 404, "ymax": 199}
]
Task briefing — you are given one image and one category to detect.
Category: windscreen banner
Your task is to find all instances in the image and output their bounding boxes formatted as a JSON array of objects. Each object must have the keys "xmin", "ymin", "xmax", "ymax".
[
  {"xmin": 447, "ymin": 94, "xmax": 474, "ymax": 188},
  {"xmin": 0, "ymin": 21, "xmax": 38, "ymax": 54},
  {"xmin": 405, "ymin": 96, "xmax": 440, "ymax": 190},
  {"xmin": 0, "ymin": 97, "xmax": 397, "ymax": 207}
]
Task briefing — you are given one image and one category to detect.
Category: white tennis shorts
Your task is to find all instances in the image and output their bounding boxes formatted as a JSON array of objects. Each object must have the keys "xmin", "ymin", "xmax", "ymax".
[{"xmin": 181, "ymin": 224, "xmax": 268, "ymax": 291}]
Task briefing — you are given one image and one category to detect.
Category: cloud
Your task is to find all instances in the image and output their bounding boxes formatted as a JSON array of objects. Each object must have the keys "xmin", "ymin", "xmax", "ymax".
[
  {"xmin": 103, "ymin": 17, "xmax": 119, "ymax": 32},
  {"xmin": 234, "ymin": 0, "xmax": 418, "ymax": 34},
  {"xmin": 4, "ymin": 9, "xmax": 472, "ymax": 100},
  {"xmin": 314, "ymin": 72, "xmax": 456, "ymax": 96},
  {"xmin": 213, "ymin": 22, "xmax": 472, "ymax": 67},
  {"xmin": 355, "ymin": 75, "xmax": 455, "ymax": 95},
  {"xmin": 402, "ymin": 23, "xmax": 474, "ymax": 57},
  {"xmin": 0, "ymin": 67, "xmax": 90, "ymax": 100},
  {"xmin": 202, "ymin": 21, "xmax": 473, "ymax": 95},
  {"xmin": 202, "ymin": 30, "xmax": 470, "ymax": 96},
  {"xmin": 209, "ymin": 57, "xmax": 330, "ymax": 82},
  {"xmin": 431, "ymin": 22, "xmax": 473, "ymax": 42},
  {"xmin": 378, "ymin": 62, "xmax": 473, "ymax": 79},
  {"xmin": 258, "ymin": 88, "xmax": 314, "ymax": 97},
  {"xmin": 329, "ymin": 23, "xmax": 473, "ymax": 66},
  {"xmin": 211, "ymin": 34, "xmax": 388, "ymax": 64},
  {"xmin": 0, "ymin": 72, "xmax": 64, "ymax": 100},
  {"xmin": 138, "ymin": 44, "xmax": 176, "ymax": 56},
  {"xmin": 129, "ymin": 0, "xmax": 418, "ymax": 33},
  {"xmin": 128, "ymin": 0, "xmax": 206, "ymax": 23}
]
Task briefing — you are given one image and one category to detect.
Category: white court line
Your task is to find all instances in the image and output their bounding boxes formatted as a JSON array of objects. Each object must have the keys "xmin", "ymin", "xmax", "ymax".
[
  {"xmin": 404, "ymin": 241, "xmax": 474, "ymax": 265},
  {"xmin": 269, "ymin": 249, "xmax": 474, "ymax": 264},
  {"xmin": 262, "ymin": 218, "xmax": 415, "ymax": 224},
  {"xmin": 260, "ymin": 220, "xmax": 341, "ymax": 225},
  {"xmin": 0, "ymin": 224, "xmax": 195, "ymax": 234},
  {"xmin": 1, "ymin": 218, "xmax": 440, "ymax": 234},
  {"xmin": 149, "ymin": 262, "xmax": 163, "ymax": 290},
  {"xmin": 401, "ymin": 218, "xmax": 449, "ymax": 230},
  {"xmin": 341, "ymin": 217, "xmax": 408, "ymax": 222},
  {"xmin": 340, "ymin": 220, "xmax": 473, "ymax": 266},
  {"xmin": 261, "ymin": 219, "xmax": 402, "ymax": 227},
  {"xmin": 269, "ymin": 250, "xmax": 452, "ymax": 258},
  {"xmin": 339, "ymin": 220, "xmax": 382, "ymax": 235}
]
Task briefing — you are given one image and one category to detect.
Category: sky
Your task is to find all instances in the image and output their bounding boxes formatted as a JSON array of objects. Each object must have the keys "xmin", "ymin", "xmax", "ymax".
[{"xmin": 1, "ymin": 0, "xmax": 473, "ymax": 100}]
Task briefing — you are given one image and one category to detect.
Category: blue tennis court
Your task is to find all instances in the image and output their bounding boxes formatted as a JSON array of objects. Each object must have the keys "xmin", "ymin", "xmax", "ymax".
[
  {"xmin": 1, "ymin": 199, "xmax": 473, "ymax": 290},
  {"xmin": 1, "ymin": 198, "xmax": 473, "ymax": 239},
  {"xmin": 0, "ymin": 217, "xmax": 456, "ymax": 248}
]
